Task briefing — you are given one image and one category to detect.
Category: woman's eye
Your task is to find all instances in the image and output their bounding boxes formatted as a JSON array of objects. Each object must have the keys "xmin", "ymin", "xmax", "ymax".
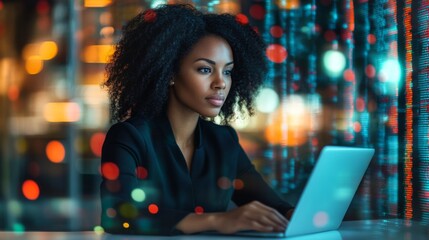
[
  {"xmin": 224, "ymin": 69, "xmax": 233, "ymax": 76},
  {"xmin": 198, "ymin": 67, "xmax": 211, "ymax": 74}
]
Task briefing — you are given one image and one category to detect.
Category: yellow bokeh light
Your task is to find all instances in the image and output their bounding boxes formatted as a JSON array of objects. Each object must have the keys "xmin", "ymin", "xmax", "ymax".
[
  {"xmin": 84, "ymin": 0, "xmax": 112, "ymax": 7},
  {"xmin": 82, "ymin": 45, "xmax": 115, "ymax": 63},
  {"xmin": 25, "ymin": 56, "xmax": 44, "ymax": 75},
  {"xmin": 22, "ymin": 41, "xmax": 58, "ymax": 60},
  {"xmin": 122, "ymin": 222, "xmax": 129, "ymax": 228},
  {"xmin": 39, "ymin": 41, "xmax": 58, "ymax": 60},
  {"xmin": 43, "ymin": 102, "xmax": 81, "ymax": 122}
]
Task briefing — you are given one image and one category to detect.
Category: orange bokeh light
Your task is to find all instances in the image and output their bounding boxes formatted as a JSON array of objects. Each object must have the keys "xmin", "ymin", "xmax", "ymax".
[
  {"xmin": 22, "ymin": 180, "xmax": 40, "ymax": 200},
  {"xmin": 46, "ymin": 140, "xmax": 65, "ymax": 163}
]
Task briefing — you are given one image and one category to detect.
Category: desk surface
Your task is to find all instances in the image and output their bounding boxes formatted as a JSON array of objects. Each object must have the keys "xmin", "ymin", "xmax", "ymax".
[{"xmin": 1, "ymin": 219, "xmax": 427, "ymax": 240}]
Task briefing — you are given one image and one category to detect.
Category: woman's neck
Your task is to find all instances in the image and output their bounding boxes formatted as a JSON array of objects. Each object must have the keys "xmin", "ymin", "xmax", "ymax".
[{"xmin": 166, "ymin": 102, "xmax": 199, "ymax": 148}]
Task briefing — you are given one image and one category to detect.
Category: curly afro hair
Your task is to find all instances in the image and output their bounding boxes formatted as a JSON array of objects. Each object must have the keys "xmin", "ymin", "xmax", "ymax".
[{"xmin": 104, "ymin": 4, "xmax": 267, "ymax": 124}]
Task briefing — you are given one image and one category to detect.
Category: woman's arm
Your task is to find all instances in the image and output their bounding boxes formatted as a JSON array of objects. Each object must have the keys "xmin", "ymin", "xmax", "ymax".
[{"xmin": 175, "ymin": 200, "xmax": 287, "ymax": 234}]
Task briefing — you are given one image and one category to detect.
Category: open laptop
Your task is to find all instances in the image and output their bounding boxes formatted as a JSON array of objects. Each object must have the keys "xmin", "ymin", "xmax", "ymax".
[{"xmin": 232, "ymin": 146, "xmax": 375, "ymax": 238}]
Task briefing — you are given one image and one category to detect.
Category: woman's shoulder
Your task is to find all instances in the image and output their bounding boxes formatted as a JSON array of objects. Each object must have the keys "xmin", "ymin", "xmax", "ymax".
[{"xmin": 105, "ymin": 115, "xmax": 152, "ymax": 141}]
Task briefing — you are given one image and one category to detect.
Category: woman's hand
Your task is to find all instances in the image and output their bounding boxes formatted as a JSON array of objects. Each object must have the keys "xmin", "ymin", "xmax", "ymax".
[{"xmin": 212, "ymin": 200, "xmax": 288, "ymax": 234}]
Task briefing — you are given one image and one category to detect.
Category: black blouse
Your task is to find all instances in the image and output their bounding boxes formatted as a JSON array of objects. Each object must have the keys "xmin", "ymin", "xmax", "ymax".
[{"xmin": 100, "ymin": 114, "xmax": 293, "ymax": 235}]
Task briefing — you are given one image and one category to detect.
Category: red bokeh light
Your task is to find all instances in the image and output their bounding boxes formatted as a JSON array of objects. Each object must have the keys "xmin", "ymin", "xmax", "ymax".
[
  {"xmin": 90, "ymin": 132, "xmax": 106, "ymax": 157},
  {"xmin": 266, "ymin": 44, "xmax": 287, "ymax": 63},
  {"xmin": 148, "ymin": 204, "xmax": 159, "ymax": 214},
  {"xmin": 270, "ymin": 25, "xmax": 283, "ymax": 38},
  {"xmin": 101, "ymin": 162, "xmax": 120, "ymax": 180},
  {"xmin": 22, "ymin": 180, "xmax": 40, "ymax": 200},
  {"xmin": 194, "ymin": 206, "xmax": 204, "ymax": 214},
  {"xmin": 249, "ymin": 4, "xmax": 265, "ymax": 20}
]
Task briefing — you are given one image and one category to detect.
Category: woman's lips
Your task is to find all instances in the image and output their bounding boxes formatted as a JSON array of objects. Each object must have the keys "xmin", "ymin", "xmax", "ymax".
[{"xmin": 206, "ymin": 96, "xmax": 225, "ymax": 107}]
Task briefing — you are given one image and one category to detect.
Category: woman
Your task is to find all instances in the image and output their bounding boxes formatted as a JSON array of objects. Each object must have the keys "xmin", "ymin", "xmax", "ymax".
[{"xmin": 101, "ymin": 4, "xmax": 293, "ymax": 235}]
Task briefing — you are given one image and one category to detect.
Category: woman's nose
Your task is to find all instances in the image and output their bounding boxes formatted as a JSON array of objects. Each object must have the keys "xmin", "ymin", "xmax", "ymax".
[{"xmin": 212, "ymin": 73, "xmax": 226, "ymax": 89}]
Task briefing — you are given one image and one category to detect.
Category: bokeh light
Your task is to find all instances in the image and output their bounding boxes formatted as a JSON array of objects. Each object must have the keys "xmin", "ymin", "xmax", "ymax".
[
  {"xmin": 379, "ymin": 59, "xmax": 401, "ymax": 83},
  {"xmin": 233, "ymin": 179, "xmax": 244, "ymax": 190},
  {"xmin": 136, "ymin": 166, "xmax": 148, "ymax": 179},
  {"xmin": 90, "ymin": 132, "xmax": 106, "ymax": 157},
  {"xmin": 217, "ymin": 176, "xmax": 231, "ymax": 190},
  {"xmin": 43, "ymin": 102, "xmax": 81, "ymax": 122},
  {"xmin": 194, "ymin": 206, "xmax": 204, "ymax": 214},
  {"xmin": 22, "ymin": 180, "xmax": 40, "ymax": 200},
  {"xmin": 148, "ymin": 204, "xmax": 159, "ymax": 214},
  {"xmin": 46, "ymin": 140, "xmax": 65, "ymax": 163},
  {"xmin": 131, "ymin": 188, "xmax": 146, "ymax": 202},
  {"xmin": 270, "ymin": 25, "xmax": 283, "ymax": 38},
  {"xmin": 84, "ymin": 0, "xmax": 112, "ymax": 8},
  {"xmin": 122, "ymin": 222, "xmax": 130, "ymax": 229},
  {"xmin": 323, "ymin": 50, "xmax": 346, "ymax": 78},
  {"xmin": 82, "ymin": 45, "xmax": 115, "ymax": 63},
  {"xmin": 101, "ymin": 162, "xmax": 120, "ymax": 180},
  {"xmin": 255, "ymin": 87, "xmax": 280, "ymax": 113},
  {"xmin": 266, "ymin": 44, "xmax": 287, "ymax": 63},
  {"xmin": 249, "ymin": 4, "xmax": 265, "ymax": 20},
  {"xmin": 39, "ymin": 41, "xmax": 58, "ymax": 60},
  {"xmin": 94, "ymin": 226, "xmax": 104, "ymax": 235},
  {"xmin": 25, "ymin": 56, "xmax": 44, "ymax": 75},
  {"xmin": 119, "ymin": 203, "xmax": 138, "ymax": 218},
  {"xmin": 313, "ymin": 211, "xmax": 329, "ymax": 228}
]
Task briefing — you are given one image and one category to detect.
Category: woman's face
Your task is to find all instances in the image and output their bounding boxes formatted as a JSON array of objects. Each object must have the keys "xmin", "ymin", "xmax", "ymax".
[{"xmin": 169, "ymin": 35, "xmax": 233, "ymax": 118}]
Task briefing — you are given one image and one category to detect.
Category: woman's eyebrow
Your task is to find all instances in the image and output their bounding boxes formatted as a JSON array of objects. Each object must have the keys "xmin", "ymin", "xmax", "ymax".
[{"xmin": 194, "ymin": 58, "xmax": 234, "ymax": 66}]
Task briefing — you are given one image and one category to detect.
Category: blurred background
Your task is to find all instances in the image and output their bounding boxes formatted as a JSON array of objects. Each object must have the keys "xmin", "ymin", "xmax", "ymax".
[{"xmin": 0, "ymin": 0, "xmax": 428, "ymax": 233}]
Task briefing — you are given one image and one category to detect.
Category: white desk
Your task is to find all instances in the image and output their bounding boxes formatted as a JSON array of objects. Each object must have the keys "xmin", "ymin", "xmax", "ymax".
[{"xmin": 1, "ymin": 219, "xmax": 427, "ymax": 240}]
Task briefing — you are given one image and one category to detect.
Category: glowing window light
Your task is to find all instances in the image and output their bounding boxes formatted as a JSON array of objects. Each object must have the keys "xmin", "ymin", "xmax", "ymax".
[
  {"xmin": 148, "ymin": 204, "xmax": 159, "ymax": 214},
  {"xmin": 25, "ymin": 56, "xmax": 43, "ymax": 75},
  {"xmin": 46, "ymin": 140, "xmax": 65, "ymax": 163},
  {"xmin": 84, "ymin": 0, "xmax": 112, "ymax": 7},
  {"xmin": 322, "ymin": 50, "xmax": 346, "ymax": 78},
  {"xmin": 101, "ymin": 162, "xmax": 119, "ymax": 180},
  {"xmin": 379, "ymin": 59, "xmax": 401, "ymax": 83},
  {"xmin": 22, "ymin": 180, "xmax": 40, "ymax": 200},
  {"xmin": 43, "ymin": 102, "xmax": 81, "ymax": 122},
  {"xmin": 82, "ymin": 45, "xmax": 115, "ymax": 63},
  {"xmin": 255, "ymin": 88, "xmax": 279, "ymax": 113},
  {"xmin": 131, "ymin": 189, "xmax": 146, "ymax": 202},
  {"xmin": 90, "ymin": 132, "xmax": 106, "ymax": 157},
  {"xmin": 266, "ymin": 44, "xmax": 287, "ymax": 63}
]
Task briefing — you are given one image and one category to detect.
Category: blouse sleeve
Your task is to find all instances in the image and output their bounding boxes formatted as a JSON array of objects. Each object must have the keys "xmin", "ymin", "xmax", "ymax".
[
  {"xmin": 100, "ymin": 122, "xmax": 189, "ymax": 235},
  {"xmin": 226, "ymin": 127, "xmax": 294, "ymax": 216}
]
